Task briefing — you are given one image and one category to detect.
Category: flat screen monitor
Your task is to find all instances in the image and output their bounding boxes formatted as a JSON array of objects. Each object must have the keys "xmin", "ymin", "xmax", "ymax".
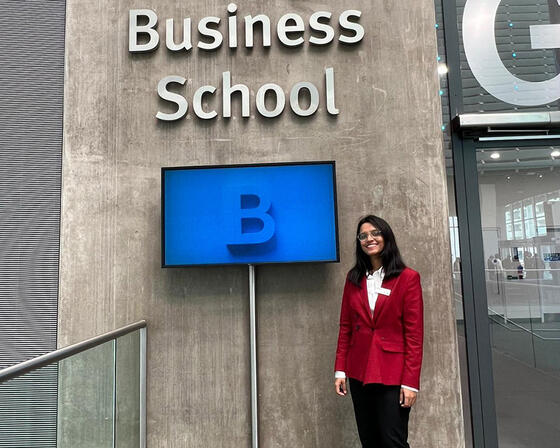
[{"xmin": 162, "ymin": 161, "xmax": 339, "ymax": 267}]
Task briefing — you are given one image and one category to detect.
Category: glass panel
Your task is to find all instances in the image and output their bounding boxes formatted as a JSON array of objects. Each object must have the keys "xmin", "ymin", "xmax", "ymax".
[
  {"xmin": 523, "ymin": 202, "xmax": 533, "ymax": 220},
  {"xmin": 447, "ymin": 179, "xmax": 472, "ymax": 448},
  {"xmin": 505, "ymin": 208, "xmax": 512, "ymax": 223},
  {"xmin": 524, "ymin": 219, "xmax": 536, "ymax": 238},
  {"xmin": 535, "ymin": 198, "xmax": 545, "ymax": 216},
  {"xmin": 447, "ymin": 165, "xmax": 473, "ymax": 447},
  {"xmin": 57, "ymin": 340, "xmax": 115, "ymax": 448},
  {"xmin": 457, "ymin": 0, "xmax": 560, "ymax": 114},
  {"xmin": 116, "ymin": 330, "xmax": 141, "ymax": 448},
  {"xmin": 514, "ymin": 222, "xmax": 524, "ymax": 240},
  {"xmin": 435, "ymin": 0, "xmax": 473, "ymax": 443},
  {"xmin": 0, "ymin": 365, "xmax": 58, "ymax": 447},
  {"xmin": 0, "ymin": 330, "xmax": 144, "ymax": 447},
  {"xmin": 506, "ymin": 223, "xmax": 513, "ymax": 240},
  {"xmin": 537, "ymin": 217, "xmax": 548, "ymax": 236},
  {"xmin": 512, "ymin": 203, "xmax": 522, "ymax": 222},
  {"xmin": 477, "ymin": 145, "xmax": 560, "ymax": 448}
]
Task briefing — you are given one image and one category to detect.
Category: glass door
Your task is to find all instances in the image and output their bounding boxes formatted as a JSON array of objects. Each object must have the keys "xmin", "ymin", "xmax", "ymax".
[{"xmin": 464, "ymin": 137, "xmax": 560, "ymax": 447}]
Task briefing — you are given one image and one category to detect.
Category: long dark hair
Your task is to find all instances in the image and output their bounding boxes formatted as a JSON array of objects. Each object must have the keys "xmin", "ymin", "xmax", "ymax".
[{"xmin": 347, "ymin": 215, "xmax": 406, "ymax": 286}]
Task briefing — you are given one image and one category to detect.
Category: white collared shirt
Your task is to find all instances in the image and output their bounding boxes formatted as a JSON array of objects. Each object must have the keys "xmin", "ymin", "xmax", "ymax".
[
  {"xmin": 366, "ymin": 266, "xmax": 385, "ymax": 315},
  {"xmin": 335, "ymin": 267, "xmax": 418, "ymax": 393}
]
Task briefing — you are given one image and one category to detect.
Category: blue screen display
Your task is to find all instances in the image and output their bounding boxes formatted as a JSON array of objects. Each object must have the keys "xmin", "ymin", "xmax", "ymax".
[{"xmin": 162, "ymin": 162, "xmax": 339, "ymax": 266}]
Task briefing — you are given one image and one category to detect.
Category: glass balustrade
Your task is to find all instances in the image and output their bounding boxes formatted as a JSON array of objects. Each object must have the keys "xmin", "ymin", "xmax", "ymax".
[
  {"xmin": 486, "ymin": 269, "xmax": 560, "ymax": 376},
  {"xmin": 0, "ymin": 326, "xmax": 145, "ymax": 448},
  {"xmin": 477, "ymin": 145, "xmax": 560, "ymax": 447}
]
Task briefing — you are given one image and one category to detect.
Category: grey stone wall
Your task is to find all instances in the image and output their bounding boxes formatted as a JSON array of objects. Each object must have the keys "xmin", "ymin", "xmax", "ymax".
[{"xmin": 59, "ymin": 0, "xmax": 465, "ymax": 446}]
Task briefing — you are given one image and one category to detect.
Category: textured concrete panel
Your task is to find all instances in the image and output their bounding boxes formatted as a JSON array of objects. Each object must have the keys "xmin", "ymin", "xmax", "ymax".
[{"xmin": 59, "ymin": 0, "xmax": 465, "ymax": 446}]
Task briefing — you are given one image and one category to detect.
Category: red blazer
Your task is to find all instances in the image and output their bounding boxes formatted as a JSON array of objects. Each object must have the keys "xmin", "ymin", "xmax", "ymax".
[{"xmin": 334, "ymin": 267, "xmax": 423, "ymax": 390}]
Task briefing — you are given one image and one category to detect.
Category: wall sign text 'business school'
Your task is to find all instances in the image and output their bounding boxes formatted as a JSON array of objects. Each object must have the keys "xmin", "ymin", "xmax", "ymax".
[{"xmin": 128, "ymin": 4, "xmax": 364, "ymax": 121}]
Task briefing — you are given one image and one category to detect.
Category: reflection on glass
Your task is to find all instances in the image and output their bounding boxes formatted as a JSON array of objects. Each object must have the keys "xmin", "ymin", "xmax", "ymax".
[
  {"xmin": 535, "ymin": 200, "xmax": 545, "ymax": 216},
  {"xmin": 458, "ymin": 0, "xmax": 560, "ymax": 113},
  {"xmin": 513, "ymin": 222, "xmax": 523, "ymax": 240},
  {"xmin": 477, "ymin": 145, "xmax": 560, "ymax": 448},
  {"xmin": 537, "ymin": 217, "xmax": 547, "ymax": 236},
  {"xmin": 523, "ymin": 202, "xmax": 533, "ymax": 220},
  {"xmin": 513, "ymin": 205, "xmax": 522, "ymax": 222},
  {"xmin": 0, "ymin": 365, "xmax": 58, "ymax": 446},
  {"xmin": 0, "ymin": 330, "xmax": 143, "ymax": 446},
  {"xmin": 447, "ymin": 175, "xmax": 473, "ymax": 447}
]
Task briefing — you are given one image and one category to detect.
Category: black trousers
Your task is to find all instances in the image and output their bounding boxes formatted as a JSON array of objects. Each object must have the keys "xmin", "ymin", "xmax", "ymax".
[{"xmin": 349, "ymin": 378, "xmax": 411, "ymax": 448}]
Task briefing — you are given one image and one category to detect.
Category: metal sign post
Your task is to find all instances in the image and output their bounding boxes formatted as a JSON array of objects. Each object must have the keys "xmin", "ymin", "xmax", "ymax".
[{"xmin": 248, "ymin": 264, "xmax": 258, "ymax": 448}]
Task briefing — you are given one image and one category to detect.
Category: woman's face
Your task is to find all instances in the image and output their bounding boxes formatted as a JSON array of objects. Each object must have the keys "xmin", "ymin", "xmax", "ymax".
[{"xmin": 358, "ymin": 222, "xmax": 385, "ymax": 259}]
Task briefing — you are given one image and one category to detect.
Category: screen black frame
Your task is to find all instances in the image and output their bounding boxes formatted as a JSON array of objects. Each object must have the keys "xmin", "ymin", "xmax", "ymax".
[{"xmin": 161, "ymin": 160, "xmax": 340, "ymax": 268}]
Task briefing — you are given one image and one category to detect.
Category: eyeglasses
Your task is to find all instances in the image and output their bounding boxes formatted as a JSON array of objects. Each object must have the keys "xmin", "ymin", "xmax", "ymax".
[{"xmin": 357, "ymin": 230, "xmax": 382, "ymax": 241}]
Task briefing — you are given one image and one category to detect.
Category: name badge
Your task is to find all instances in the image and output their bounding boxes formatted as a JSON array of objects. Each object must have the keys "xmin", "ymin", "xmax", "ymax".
[{"xmin": 377, "ymin": 287, "xmax": 391, "ymax": 296}]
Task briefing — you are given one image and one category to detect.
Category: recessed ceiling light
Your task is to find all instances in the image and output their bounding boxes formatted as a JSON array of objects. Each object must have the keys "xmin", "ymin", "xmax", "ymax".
[
  {"xmin": 490, "ymin": 152, "xmax": 500, "ymax": 159},
  {"xmin": 551, "ymin": 150, "xmax": 560, "ymax": 157}
]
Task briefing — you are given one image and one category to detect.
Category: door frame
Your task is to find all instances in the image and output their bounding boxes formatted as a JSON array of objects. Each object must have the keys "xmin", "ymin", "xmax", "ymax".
[
  {"xmin": 453, "ymin": 132, "xmax": 560, "ymax": 447},
  {"xmin": 439, "ymin": 0, "xmax": 560, "ymax": 444}
]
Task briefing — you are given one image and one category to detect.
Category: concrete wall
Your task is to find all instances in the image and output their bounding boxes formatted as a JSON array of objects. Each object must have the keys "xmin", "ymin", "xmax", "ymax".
[{"xmin": 59, "ymin": 0, "xmax": 465, "ymax": 446}]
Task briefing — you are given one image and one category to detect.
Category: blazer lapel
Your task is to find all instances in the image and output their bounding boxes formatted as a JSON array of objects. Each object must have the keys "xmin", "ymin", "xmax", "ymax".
[
  {"xmin": 372, "ymin": 274, "xmax": 400, "ymax": 325},
  {"xmin": 359, "ymin": 276, "xmax": 374, "ymax": 325}
]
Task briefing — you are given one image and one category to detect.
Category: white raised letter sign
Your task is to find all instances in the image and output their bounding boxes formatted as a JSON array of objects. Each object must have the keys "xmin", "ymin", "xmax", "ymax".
[
  {"xmin": 129, "ymin": 9, "xmax": 159, "ymax": 52},
  {"xmin": 463, "ymin": 0, "xmax": 560, "ymax": 106}
]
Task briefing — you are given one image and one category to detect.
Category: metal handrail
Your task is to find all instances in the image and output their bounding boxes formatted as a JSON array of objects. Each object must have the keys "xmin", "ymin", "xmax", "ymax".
[
  {"xmin": 0, "ymin": 320, "xmax": 147, "ymax": 383},
  {"xmin": 487, "ymin": 309, "xmax": 560, "ymax": 341},
  {"xmin": 454, "ymin": 289, "xmax": 560, "ymax": 340}
]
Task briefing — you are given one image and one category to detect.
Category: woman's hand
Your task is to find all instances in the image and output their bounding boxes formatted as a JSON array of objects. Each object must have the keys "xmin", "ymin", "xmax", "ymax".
[
  {"xmin": 335, "ymin": 378, "xmax": 347, "ymax": 396},
  {"xmin": 399, "ymin": 388, "xmax": 417, "ymax": 408}
]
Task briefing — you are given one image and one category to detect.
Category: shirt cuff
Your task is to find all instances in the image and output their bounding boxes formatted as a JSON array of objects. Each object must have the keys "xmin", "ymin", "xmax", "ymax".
[
  {"xmin": 401, "ymin": 385, "xmax": 419, "ymax": 392},
  {"xmin": 333, "ymin": 373, "xmax": 417, "ymax": 391}
]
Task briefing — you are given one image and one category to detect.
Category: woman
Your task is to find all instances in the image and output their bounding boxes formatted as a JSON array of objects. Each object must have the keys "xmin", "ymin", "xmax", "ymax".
[{"xmin": 334, "ymin": 215, "xmax": 423, "ymax": 448}]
